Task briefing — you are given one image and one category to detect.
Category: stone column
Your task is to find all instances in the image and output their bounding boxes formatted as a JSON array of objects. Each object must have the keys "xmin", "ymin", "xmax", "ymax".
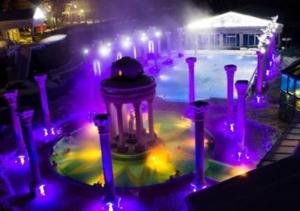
[
  {"xmin": 239, "ymin": 33, "xmax": 243, "ymax": 48},
  {"xmin": 34, "ymin": 74, "xmax": 51, "ymax": 129},
  {"xmin": 219, "ymin": 34, "xmax": 224, "ymax": 48},
  {"xmin": 134, "ymin": 103, "xmax": 142, "ymax": 143},
  {"xmin": 186, "ymin": 57, "xmax": 197, "ymax": 103},
  {"xmin": 177, "ymin": 27, "xmax": 184, "ymax": 56},
  {"xmin": 19, "ymin": 109, "xmax": 42, "ymax": 196},
  {"xmin": 224, "ymin": 64, "xmax": 237, "ymax": 129},
  {"xmin": 115, "ymin": 104, "xmax": 124, "ymax": 146},
  {"xmin": 256, "ymin": 51, "xmax": 264, "ymax": 96},
  {"xmin": 235, "ymin": 80, "xmax": 249, "ymax": 150},
  {"xmin": 94, "ymin": 114, "xmax": 116, "ymax": 203},
  {"xmin": 147, "ymin": 98, "xmax": 155, "ymax": 140},
  {"xmin": 3, "ymin": 90, "xmax": 26, "ymax": 157},
  {"xmin": 192, "ymin": 100, "xmax": 208, "ymax": 188}
]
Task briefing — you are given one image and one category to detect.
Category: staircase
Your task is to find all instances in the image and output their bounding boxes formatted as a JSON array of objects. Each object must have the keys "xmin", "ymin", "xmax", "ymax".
[{"xmin": 258, "ymin": 116, "xmax": 300, "ymax": 167}]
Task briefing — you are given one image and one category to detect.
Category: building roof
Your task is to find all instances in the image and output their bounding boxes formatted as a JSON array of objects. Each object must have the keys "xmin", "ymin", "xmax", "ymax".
[{"xmin": 187, "ymin": 11, "xmax": 283, "ymax": 30}]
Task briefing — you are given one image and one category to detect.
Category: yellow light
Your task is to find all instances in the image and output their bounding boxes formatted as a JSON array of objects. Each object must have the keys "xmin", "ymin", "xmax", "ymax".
[
  {"xmin": 118, "ymin": 70, "xmax": 123, "ymax": 76},
  {"xmin": 146, "ymin": 146, "xmax": 175, "ymax": 174},
  {"xmin": 230, "ymin": 166, "xmax": 250, "ymax": 177}
]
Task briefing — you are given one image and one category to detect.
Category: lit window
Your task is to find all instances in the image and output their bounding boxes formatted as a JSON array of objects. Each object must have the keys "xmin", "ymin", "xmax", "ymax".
[{"xmin": 280, "ymin": 74, "xmax": 288, "ymax": 92}]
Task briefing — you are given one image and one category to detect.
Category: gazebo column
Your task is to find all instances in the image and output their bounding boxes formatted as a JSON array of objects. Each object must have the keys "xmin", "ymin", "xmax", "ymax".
[
  {"xmin": 224, "ymin": 64, "xmax": 237, "ymax": 131},
  {"xmin": 192, "ymin": 100, "xmax": 208, "ymax": 189},
  {"xmin": 3, "ymin": 90, "xmax": 26, "ymax": 159},
  {"xmin": 94, "ymin": 114, "xmax": 116, "ymax": 204},
  {"xmin": 186, "ymin": 57, "xmax": 197, "ymax": 103},
  {"xmin": 134, "ymin": 102, "xmax": 142, "ymax": 143},
  {"xmin": 34, "ymin": 74, "xmax": 51, "ymax": 130},
  {"xmin": 235, "ymin": 80, "xmax": 249, "ymax": 151},
  {"xmin": 20, "ymin": 109, "xmax": 43, "ymax": 197},
  {"xmin": 166, "ymin": 31, "xmax": 172, "ymax": 59},
  {"xmin": 147, "ymin": 98, "xmax": 155, "ymax": 140},
  {"xmin": 115, "ymin": 103, "xmax": 125, "ymax": 145}
]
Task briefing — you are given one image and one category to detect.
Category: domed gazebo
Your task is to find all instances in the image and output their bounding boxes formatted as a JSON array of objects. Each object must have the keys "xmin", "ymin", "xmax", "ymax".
[{"xmin": 101, "ymin": 57, "xmax": 157, "ymax": 154}]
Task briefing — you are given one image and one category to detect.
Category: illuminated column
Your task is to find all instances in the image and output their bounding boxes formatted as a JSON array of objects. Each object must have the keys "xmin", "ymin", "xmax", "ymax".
[
  {"xmin": 235, "ymin": 80, "xmax": 249, "ymax": 150},
  {"xmin": 224, "ymin": 64, "xmax": 237, "ymax": 128},
  {"xmin": 256, "ymin": 51, "xmax": 264, "ymax": 96},
  {"xmin": 3, "ymin": 90, "xmax": 26, "ymax": 157},
  {"xmin": 186, "ymin": 57, "xmax": 197, "ymax": 103},
  {"xmin": 177, "ymin": 27, "xmax": 184, "ymax": 56},
  {"xmin": 34, "ymin": 74, "xmax": 51, "ymax": 129},
  {"xmin": 166, "ymin": 31, "xmax": 172, "ymax": 59},
  {"xmin": 134, "ymin": 103, "xmax": 142, "ymax": 143},
  {"xmin": 192, "ymin": 100, "xmax": 208, "ymax": 188},
  {"xmin": 115, "ymin": 104, "xmax": 124, "ymax": 146},
  {"xmin": 147, "ymin": 98, "xmax": 155, "ymax": 140},
  {"xmin": 94, "ymin": 114, "xmax": 116, "ymax": 203},
  {"xmin": 19, "ymin": 109, "xmax": 42, "ymax": 196},
  {"xmin": 156, "ymin": 36, "xmax": 161, "ymax": 56}
]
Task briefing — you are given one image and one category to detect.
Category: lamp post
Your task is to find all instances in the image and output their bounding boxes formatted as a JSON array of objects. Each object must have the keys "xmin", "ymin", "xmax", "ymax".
[
  {"xmin": 19, "ymin": 109, "xmax": 44, "ymax": 197},
  {"xmin": 34, "ymin": 74, "xmax": 52, "ymax": 131},
  {"xmin": 3, "ymin": 90, "xmax": 26, "ymax": 162},
  {"xmin": 192, "ymin": 100, "xmax": 208, "ymax": 189},
  {"xmin": 186, "ymin": 57, "xmax": 197, "ymax": 103},
  {"xmin": 94, "ymin": 114, "xmax": 116, "ymax": 204},
  {"xmin": 224, "ymin": 64, "xmax": 237, "ymax": 131},
  {"xmin": 235, "ymin": 80, "xmax": 248, "ymax": 155}
]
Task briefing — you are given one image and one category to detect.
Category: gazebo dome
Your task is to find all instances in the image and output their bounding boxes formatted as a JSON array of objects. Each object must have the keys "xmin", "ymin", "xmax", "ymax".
[{"xmin": 111, "ymin": 57, "xmax": 144, "ymax": 80}]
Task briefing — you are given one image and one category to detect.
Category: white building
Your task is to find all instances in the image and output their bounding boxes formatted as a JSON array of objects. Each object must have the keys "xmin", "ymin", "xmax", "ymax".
[{"xmin": 186, "ymin": 11, "xmax": 284, "ymax": 49}]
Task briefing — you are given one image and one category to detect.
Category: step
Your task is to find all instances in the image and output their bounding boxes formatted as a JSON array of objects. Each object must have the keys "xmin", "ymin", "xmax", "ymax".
[
  {"xmin": 284, "ymin": 134, "xmax": 300, "ymax": 140},
  {"xmin": 289, "ymin": 128, "xmax": 300, "ymax": 133},
  {"xmin": 280, "ymin": 140, "xmax": 299, "ymax": 147},
  {"xmin": 269, "ymin": 153, "xmax": 291, "ymax": 161},
  {"xmin": 260, "ymin": 161, "xmax": 274, "ymax": 167},
  {"xmin": 275, "ymin": 146, "xmax": 295, "ymax": 154}
]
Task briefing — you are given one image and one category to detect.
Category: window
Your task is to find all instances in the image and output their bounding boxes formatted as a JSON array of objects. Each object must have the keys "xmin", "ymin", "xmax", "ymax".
[
  {"xmin": 248, "ymin": 35, "xmax": 255, "ymax": 46},
  {"xmin": 280, "ymin": 74, "xmax": 288, "ymax": 92},
  {"xmin": 288, "ymin": 78, "xmax": 295, "ymax": 94},
  {"xmin": 296, "ymin": 80, "xmax": 300, "ymax": 98}
]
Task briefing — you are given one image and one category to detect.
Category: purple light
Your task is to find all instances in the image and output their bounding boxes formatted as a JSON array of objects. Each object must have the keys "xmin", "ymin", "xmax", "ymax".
[
  {"xmin": 83, "ymin": 48, "xmax": 89, "ymax": 55},
  {"xmin": 18, "ymin": 155, "xmax": 26, "ymax": 166},
  {"xmin": 140, "ymin": 33, "xmax": 148, "ymax": 42},
  {"xmin": 230, "ymin": 123, "xmax": 235, "ymax": 132},
  {"xmin": 98, "ymin": 45, "xmax": 111, "ymax": 57},
  {"xmin": 38, "ymin": 184, "xmax": 46, "ymax": 197},
  {"xmin": 155, "ymin": 31, "xmax": 162, "ymax": 38},
  {"xmin": 121, "ymin": 37, "xmax": 132, "ymax": 49}
]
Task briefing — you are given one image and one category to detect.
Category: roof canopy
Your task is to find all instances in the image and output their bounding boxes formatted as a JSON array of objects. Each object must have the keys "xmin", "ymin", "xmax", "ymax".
[{"xmin": 187, "ymin": 11, "xmax": 282, "ymax": 30}]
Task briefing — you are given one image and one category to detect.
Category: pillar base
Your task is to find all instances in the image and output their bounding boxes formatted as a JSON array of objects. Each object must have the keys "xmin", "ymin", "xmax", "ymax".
[
  {"xmin": 190, "ymin": 180, "xmax": 209, "ymax": 193},
  {"xmin": 178, "ymin": 52, "xmax": 184, "ymax": 58},
  {"xmin": 14, "ymin": 153, "xmax": 28, "ymax": 166},
  {"xmin": 30, "ymin": 182, "xmax": 46, "ymax": 198},
  {"xmin": 100, "ymin": 196, "xmax": 121, "ymax": 211},
  {"xmin": 162, "ymin": 58, "xmax": 174, "ymax": 66}
]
